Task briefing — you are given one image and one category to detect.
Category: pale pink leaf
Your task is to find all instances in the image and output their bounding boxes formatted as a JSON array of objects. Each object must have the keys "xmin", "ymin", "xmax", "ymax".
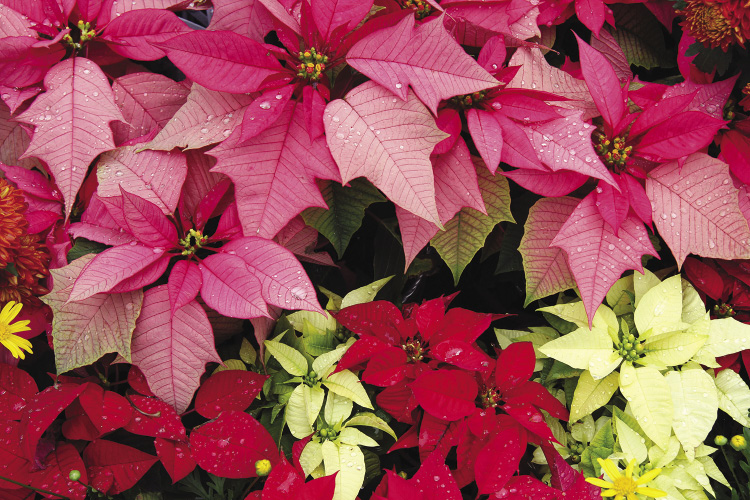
[
  {"xmin": 111, "ymin": 72, "xmax": 189, "ymax": 144},
  {"xmin": 69, "ymin": 244, "xmax": 170, "ymax": 302},
  {"xmin": 209, "ymin": 0, "xmax": 275, "ymax": 42},
  {"xmin": 443, "ymin": 2, "xmax": 541, "ymax": 44},
  {"xmin": 594, "ymin": 180, "xmax": 629, "ymax": 235},
  {"xmin": 210, "ymin": 101, "xmax": 340, "ymax": 239},
  {"xmin": 181, "ymin": 150, "xmax": 224, "ymax": 218},
  {"xmin": 144, "ymin": 83, "xmax": 253, "ymax": 151},
  {"xmin": 312, "ymin": 0, "xmax": 373, "ymax": 42},
  {"xmin": 237, "ymin": 86, "xmax": 294, "ymax": 143},
  {"xmin": 0, "ymin": 36, "xmax": 66, "ymax": 89},
  {"xmin": 131, "ymin": 286, "xmax": 220, "ymax": 413},
  {"xmin": 199, "ymin": 253, "xmax": 268, "ymax": 319},
  {"xmin": 519, "ymin": 197, "xmax": 578, "ymax": 306},
  {"xmin": 467, "ymin": 109, "xmax": 503, "ymax": 174},
  {"xmin": 0, "ymin": 84, "xmax": 42, "ymax": 114},
  {"xmin": 346, "ymin": 14, "xmax": 499, "ymax": 115},
  {"xmin": 522, "ymin": 110, "xmax": 617, "ymax": 187},
  {"xmin": 41, "ymin": 254, "xmax": 143, "ymax": 374},
  {"xmin": 107, "ymin": 0, "xmax": 195, "ymax": 20},
  {"xmin": 257, "ymin": 0, "xmax": 301, "ymax": 33},
  {"xmin": 398, "ymin": 139, "xmax": 485, "ymax": 268},
  {"xmin": 121, "ymin": 189, "xmax": 177, "ymax": 247},
  {"xmin": 155, "ymin": 30, "xmax": 285, "ymax": 94},
  {"xmin": 507, "ymin": 48, "xmax": 598, "ymax": 120},
  {"xmin": 324, "ymin": 81, "xmax": 447, "ymax": 225},
  {"xmin": 551, "ymin": 193, "xmax": 657, "ymax": 325},
  {"xmin": 97, "ymin": 146, "xmax": 187, "ymax": 214},
  {"xmin": 661, "ymin": 76, "xmax": 738, "ymax": 120},
  {"xmin": 646, "ymin": 153, "xmax": 750, "ymax": 267},
  {"xmin": 274, "ymin": 217, "xmax": 335, "ymax": 266},
  {"xmin": 495, "ymin": 115, "xmax": 544, "ymax": 171},
  {"xmin": 168, "ymin": 260, "xmax": 203, "ymax": 314},
  {"xmin": 0, "ymin": 102, "xmax": 42, "ymax": 170},
  {"xmin": 221, "ymin": 236, "xmax": 324, "ymax": 314},
  {"xmin": 575, "ymin": 33, "xmax": 624, "ymax": 131},
  {"xmin": 433, "ymin": 108, "xmax": 461, "ymax": 155},
  {"xmin": 101, "ymin": 9, "xmax": 191, "ymax": 61},
  {"xmin": 16, "ymin": 58, "xmax": 123, "ymax": 218},
  {"xmin": 108, "ymin": 254, "xmax": 171, "ymax": 294}
]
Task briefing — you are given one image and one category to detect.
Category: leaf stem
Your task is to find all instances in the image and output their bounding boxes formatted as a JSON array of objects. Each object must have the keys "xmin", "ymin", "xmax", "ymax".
[{"xmin": 0, "ymin": 474, "xmax": 70, "ymax": 499}]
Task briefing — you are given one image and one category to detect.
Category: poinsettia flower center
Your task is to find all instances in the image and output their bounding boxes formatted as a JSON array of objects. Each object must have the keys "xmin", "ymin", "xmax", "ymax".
[
  {"xmin": 297, "ymin": 48, "xmax": 329, "ymax": 82},
  {"xmin": 314, "ymin": 426, "xmax": 339, "ymax": 442},
  {"xmin": 713, "ymin": 302, "xmax": 736, "ymax": 318},
  {"xmin": 594, "ymin": 132, "xmax": 632, "ymax": 173},
  {"xmin": 62, "ymin": 20, "xmax": 97, "ymax": 49},
  {"xmin": 616, "ymin": 332, "xmax": 644, "ymax": 362},
  {"xmin": 400, "ymin": 0, "xmax": 433, "ymax": 19},
  {"xmin": 568, "ymin": 441, "xmax": 585, "ymax": 463},
  {"xmin": 401, "ymin": 336, "xmax": 427, "ymax": 362},
  {"xmin": 179, "ymin": 228, "xmax": 208, "ymax": 256},
  {"xmin": 478, "ymin": 384, "xmax": 503, "ymax": 409},
  {"xmin": 303, "ymin": 370, "xmax": 319, "ymax": 387},
  {"xmin": 451, "ymin": 90, "xmax": 489, "ymax": 109}
]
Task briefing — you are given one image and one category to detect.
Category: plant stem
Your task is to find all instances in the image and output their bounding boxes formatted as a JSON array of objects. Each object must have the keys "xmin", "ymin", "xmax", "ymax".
[{"xmin": 0, "ymin": 474, "xmax": 70, "ymax": 499}]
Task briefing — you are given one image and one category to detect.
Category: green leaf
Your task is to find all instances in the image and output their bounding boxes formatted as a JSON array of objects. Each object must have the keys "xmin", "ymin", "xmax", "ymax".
[
  {"xmin": 666, "ymin": 369, "xmax": 718, "ymax": 459},
  {"xmin": 519, "ymin": 197, "xmax": 578, "ymax": 306},
  {"xmin": 581, "ymin": 422, "xmax": 615, "ymax": 477},
  {"xmin": 323, "ymin": 369, "xmax": 373, "ymax": 409},
  {"xmin": 619, "ymin": 364, "xmax": 673, "ymax": 448},
  {"xmin": 545, "ymin": 360, "xmax": 582, "ymax": 383},
  {"xmin": 714, "ymin": 369, "xmax": 750, "ymax": 427},
  {"xmin": 431, "ymin": 162, "xmax": 514, "ymax": 284},
  {"xmin": 341, "ymin": 276, "xmax": 393, "ymax": 309},
  {"xmin": 634, "ymin": 275, "xmax": 683, "ymax": 339},
  {"xmin": 67, "ymin": 237, "xmax": 107, "ymax": 263},
  {"xmin": 212, "ymin": 359, "xmax": 247, "ymax": 374},
  {"xmin": 239, "ymin": 338, "xmax": 257, "ymax": 366},
  {"xmin": 608, "ymin": 5, "xmax": 674, "ymax": 70},
  {"xmin": 264, "ymin": 340, "xmax": 309, "ymax": 377},
  {"xmin": 286, "ymin": 384, "xmax": 325, "ymax": 438},
  {"xmin": 302, "ymin": 178, "xmax": 386, "ymax": 259},
  {"xmin": 345, "ymin": 412, "xmax": 397, "ymax": 439},
  {"xmin": 570, "ymin": 370, "xmax": 619, "ymax": 421},
  {"xmin": 648, "ymin": 436, "xmax": 681, "ymax": 469},
  {"xmin": 538, "ymin": 326, "xmax": 613, "ymax": 372},
  {"xmin": 615, "ymin": 417, "xmax": 648, "ymax": 464},
  {"xmin": 322, "ymin": 441, "xmax": 365, "ymax": 500},
  {"xmin": 493, "ymin": 222, "xmax": 524, "ymax": 274}
]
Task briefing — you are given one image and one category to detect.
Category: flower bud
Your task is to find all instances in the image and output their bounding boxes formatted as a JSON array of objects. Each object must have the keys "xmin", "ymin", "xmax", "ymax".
[
  {"xmin": 69, "ymin": 469, "xmax": 81, "ymax": 481},
  {"xmin": 731, "ymin": 435, "xmax": 747, "ymax": 451},
  {"xmin": 714, "ymin": 435, "xmax": 728, "ymax": 446},
  {"xmin": 255, "ymin": 459, "xmax": 272, "ymax": 477}
]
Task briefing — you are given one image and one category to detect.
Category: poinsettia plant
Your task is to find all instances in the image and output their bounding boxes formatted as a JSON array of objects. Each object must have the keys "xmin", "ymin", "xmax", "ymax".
[{"xmin": 1, "ymin": 0, "xmax": 750, "ymax": 498}]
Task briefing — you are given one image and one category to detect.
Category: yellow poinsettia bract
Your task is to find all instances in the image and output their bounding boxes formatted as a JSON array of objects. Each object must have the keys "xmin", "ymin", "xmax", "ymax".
[
  {"xmin": 0, "ymin": 301, "xmax": 33, "ymax": 359},
  {"xmin": 586, "ymin": 458, "xmax": 666, "ymax": 500}
]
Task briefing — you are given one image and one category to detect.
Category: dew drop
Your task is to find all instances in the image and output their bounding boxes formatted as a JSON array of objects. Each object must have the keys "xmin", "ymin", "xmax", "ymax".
[{"xmin": 259, "ymin": 101, "xmax": 271, "ymax": 110}]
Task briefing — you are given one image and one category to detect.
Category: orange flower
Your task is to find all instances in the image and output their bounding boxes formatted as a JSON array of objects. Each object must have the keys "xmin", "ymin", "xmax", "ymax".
[
  {"xmin": 0, "ymin": 233, "xmax": 50, "ymax": 307},
  {"xmin": 0, "ymin": 179, "xmax": 29, "ymax": 268},
  {"xmin": 681, "ymin": 0, "xmax": 750, "ymax": 51}
]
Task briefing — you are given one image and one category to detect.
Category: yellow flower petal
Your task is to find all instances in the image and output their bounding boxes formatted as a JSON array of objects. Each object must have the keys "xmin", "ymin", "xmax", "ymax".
[
  {"xmin": 0, "ymin": 302, "xmax": 14, "ymax": 323},
  {"xmin": 635, "ymin": 486, "xmax": 667, "ymax": 498},
  {"xmin": 627, "ymin": 494, "xmax": 638, "ymax": 500},
  {"xmin": 598, "ymin": 458, "xmax": 622, "ymax": 480},
  {"xmin": 636, "ymin": 468, "xmax": 662, "ymax": 485},
  {"xmin": 601, "ymin": 490, "xmax": 618, "ymax": 497},
  {"xmin": 625, "ymin": 459, "xmax": 636, "ymax": 478},
  {"xmin": 8, "ymin": 321, "xmax": 31, "ymax": 334},
  {"xmin": 586, "ymin": 478, "xmax": 615, "ymax": 488}
]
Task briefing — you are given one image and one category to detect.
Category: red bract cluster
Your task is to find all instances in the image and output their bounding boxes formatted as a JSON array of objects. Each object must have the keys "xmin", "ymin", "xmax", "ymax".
[{"xmin": 335, "ymin": 297, "xmax": 569, "ymax": 496}]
